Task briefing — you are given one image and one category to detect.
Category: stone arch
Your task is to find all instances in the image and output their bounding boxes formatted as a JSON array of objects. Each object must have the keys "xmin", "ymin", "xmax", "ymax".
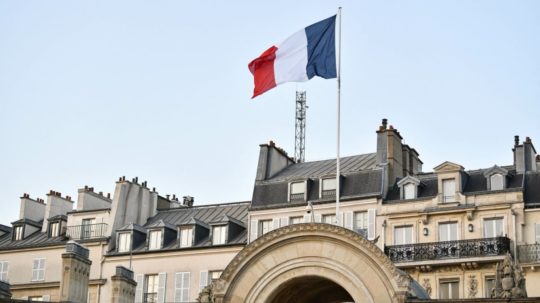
[{"xmin": 211, "ymin": 223, "xmax": 426, "ymax": 303}]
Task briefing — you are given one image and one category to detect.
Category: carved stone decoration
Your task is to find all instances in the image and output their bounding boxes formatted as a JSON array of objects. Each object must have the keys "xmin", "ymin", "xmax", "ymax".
[
  {"xmin": 197, "ymin": 283, "xmax": 214, "ymax": 303},
  {"xmin": 421, "ymin": 278, "xmax": 432, "ymax": 296},
  {"xmin": 491, "ymin": 253, "xmax": 527, "ymax": 299},
  {"xmin": 467, "ymin": 275, "xmax": 478, "ymax": 298}
]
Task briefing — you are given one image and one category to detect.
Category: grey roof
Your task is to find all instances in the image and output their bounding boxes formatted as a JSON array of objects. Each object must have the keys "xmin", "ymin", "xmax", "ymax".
[
  {"xmin": 49, "ymin": 214, "xmax": 67, "ymax": 221},
  {"xmin": 0, "ymin": 225, "xmax": 11, "ymax": 234},
  {"xmin": 179, "ymin": 217, "xmax": 208, "ymax": 228},
  {"xmin": 209, "ymin": 215, "xmax": 246, "ymax": 227},
  {"xmin": 264, "ymin": 153, "xmax": 377, "ymax": 183},
  {"xmin": 11, "ymin": 218, "xmax": 43, "ymax": 228},
  {"xmin": 145, "ymin": 219, "xmax": 176, "ymax": 230},
  {"xmin": 117, "ymin": 223, "xmax": 147, "ymax": 234},
  {"xmin": 525, "ymin": 172, "xmax": 540, "ymax": 206},
  {"xmin": 0, "ymin": 231, "xmax": 67, "ymax": 251}
]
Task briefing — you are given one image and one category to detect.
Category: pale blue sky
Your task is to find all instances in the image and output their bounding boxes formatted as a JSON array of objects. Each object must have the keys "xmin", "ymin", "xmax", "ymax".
[{"xmin": 1, "ymin": 1, "xmax": 539, "ymax": 224}]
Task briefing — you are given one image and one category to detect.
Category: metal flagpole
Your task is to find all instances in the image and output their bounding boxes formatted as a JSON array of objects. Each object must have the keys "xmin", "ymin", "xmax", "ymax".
[{"xmin": 335, "ymin": 7, "xmax": 342, "ymax": 226}]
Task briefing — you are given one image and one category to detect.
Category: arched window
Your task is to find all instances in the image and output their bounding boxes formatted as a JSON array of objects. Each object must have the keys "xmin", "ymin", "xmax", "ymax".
[{"xmin": 404, "ymin": 183, "xmax": 415, "ymax": 199}]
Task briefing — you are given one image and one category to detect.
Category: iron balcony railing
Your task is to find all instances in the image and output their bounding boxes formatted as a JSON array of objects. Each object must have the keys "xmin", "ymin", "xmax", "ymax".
[
  {"xmin": 144, "ymin": 293, "xmax": 158, "ymax": 303},
  {"xmin": 385, "ymin": 236, "xmax": 510, "ymax": 263},
  {"xmin": 518, "ymin": 243, "xmax": 540, "ymax": 264},
  {"xmin": 290, "ymin": 193, "xmax": 305, "ymax": 201},
  {"xmin": 66, "ymin": 223, "xmax": 108, "ymax": 240},
  {"xmin": 321, "ymin": 189, "xmax": 336, "ymax": 199}
]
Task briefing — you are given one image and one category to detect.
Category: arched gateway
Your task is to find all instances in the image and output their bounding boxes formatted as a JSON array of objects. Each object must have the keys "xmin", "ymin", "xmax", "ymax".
[{"xmin": 208, "ymin": 223, "xmax": 428, "ymax": 303}]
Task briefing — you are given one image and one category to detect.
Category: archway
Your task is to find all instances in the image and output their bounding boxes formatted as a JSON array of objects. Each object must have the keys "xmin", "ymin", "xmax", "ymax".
[{"xmin": 211, "ymin": 223, "xmax": 428, "ymax": 303}]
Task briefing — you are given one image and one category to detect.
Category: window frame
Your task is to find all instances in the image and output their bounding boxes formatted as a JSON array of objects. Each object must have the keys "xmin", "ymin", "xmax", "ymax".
[
  {"xmin": 31, "ymin": 258, "xmax": 46, "ymax": 282},
  {"xmin": 212, "ymin": 225, "xmax": 227, "ymax": 245},
  {"xmin": 483, "ymin": 217, "xmax": 504, "ymax": 238},
  {"xmin": 0, "ymin": 261, "xmax": 8, "ymax": 282},
  {"xmin": 438, "ymin": 279, "xmax": 460, "ymax": 299},
  {"xmin": 393, "ymin": 225, "xmax": 414, "ymax": 245},
  {"xmin": 442, "ymin": 179, "xmax": 456, "ymax": 203},
  {"xmin": 438, "ymin": 221, "xmax": 459, "ymax": 241},
  {"xmin": 484, "ymin": 276, "xmax": 495, "ymax": 298},
  {"xmin": 403, "ymin": 183, "xmax": 416, "ymax": 200},
  {"xmin": 322, "ymin": 214, "xmax": 336, "ymax": 224},
  {"xmin": 117, "ymin": 232, "xmax": 132, "ymax": 253},
  {"xmin": 175, "ymin": 272, "xmax": 190, "ymax": 303},
  {"xmin": 490, "ymin": 173, "xmax": 504, "ymax": 191},
  {"xmin": 289, "ymin": 216, "xmax": 303, "ymax": 224},
  {"xmin": 49, "ymin": 222, "xmax": 60, "ymax": 238},
  {"xmin": 13, "ymin": 226, "xmax": 23, "ymax": 241},
  {"xmin": 353, "ymin": 211, "xmax": 368, "ymax": 237},
  {"xmin": 148, "ymin": 229, "xmax": 163, "ymax": 250},
  {"xmin": 320, "ymin": 177, "xmax": 337, "ymax": 199},
  {"xmin": 144, "ymin": 274, "xmax": 159, "ymax": 303},
  {"xmin": 258, "ymin": 220, "xmax": 272, "ymax": 237},
  {"xmin": 288, "ymin": 181, "xmax": 306, "ymax": 202},
  {"xmin": 179, "ymin": 226, "xmax": 193, "ymax": 248}
]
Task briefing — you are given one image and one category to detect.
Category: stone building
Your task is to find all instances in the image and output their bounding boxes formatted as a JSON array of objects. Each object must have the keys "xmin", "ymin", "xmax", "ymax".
[{"xmin": 0, "ymin": 119, "xmax": 539, "ymax": 302}]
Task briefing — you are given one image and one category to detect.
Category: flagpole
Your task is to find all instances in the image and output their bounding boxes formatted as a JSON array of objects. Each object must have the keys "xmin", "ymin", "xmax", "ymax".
[{"xmin": 335, "ymin": 7, "xmax": 342, "ymax": 226}]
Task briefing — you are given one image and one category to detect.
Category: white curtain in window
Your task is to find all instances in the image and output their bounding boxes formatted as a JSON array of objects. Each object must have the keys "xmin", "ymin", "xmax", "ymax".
[
  {"xmin": 438, "ymin": 222, "xmax": 458, "ymax": 241},
  {"xmin": 394, "ymin": 226, "xmax": 413, "ymax": 245},
  {"xmin": 484, "ymin": 218, "xmax": 504, "ymax": 238}
]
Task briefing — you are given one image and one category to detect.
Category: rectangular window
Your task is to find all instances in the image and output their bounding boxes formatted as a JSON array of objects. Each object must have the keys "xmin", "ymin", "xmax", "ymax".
[
  {"xmin": 490, "ymin": 174, "xmax": 504, "ymax": 190},
  {"xmin": 290, "ymin": 216, "xmax": 303, "ymax": 224},
  {"xmin": 404, "ymin": 183, "xmax": 415, "ymax": 199},
  {"xmin": 290, "ymin": 182, "xmax": 305, "ymax": 201},
  {"xmin": 13, "ymin": 226, "xmax": 23, "ymax": 241},
  {"xmin": 49, "ymin": 222, "xmax": 60, "ymax": 237},
  {"xmin": 144, "ymin": 274, "xmax": 159, "ymax": 303},
  {"xmin": 258, "ymin": 220, "xmax": 272, "ymax": 237},
  {"xmin": 81, "ymin": 218, "xmax": 96, "ymax": 239},
  {"xmin": 321, "ymin": 178, "xmax": 337, "ymax": 198},
  {"xmin": 439, "ymin": 280, "xmax": 459, "ymax": 299},
  {"xmin": 118, "ymin": 232, "xmax": 131, "ymax": 253},
  {"xmin": 442, "ymin": 179, "xmax": 456, "ymax": 202},
  {"xmin": 322, "ymin": 214, "xmax": 336, "ymax": 224},
  {"xmin": 535, "ymin": 223, "xmax": 540, "ymax": 244},
  {"xmin": 32, "ymin": 258, "xmax": 45, "ymax": 281},
  {"xmin": 212, "ymin": 225, "xmax": 227, "ymax": 245},
  {"xmin": 354, "ymin": 212, "xmax": 368, "ymax": 236},
  {"xmin": 175, "ymin": 272, "xmax": 190, "ymax": 302},
  {"xmin": 148, "ymin": 230, "xmax": 162, "ymax": 250},
  {"xmin": 485, "ymin": 276, "xmax": 495, "ymax": 298},
  {"xmin": 484, "ymin": 218, "xmax": 504, "ymax": 238},
  {"xmin": 0, "ymin": 261, "xmax": 8, "ymax": 282},
  {"xmin": 439, "ymin": 222, "xmax": 458, "ymax": 241},
  {"xmin": 180, "ymin": 227, "xmax": 193, "ymax": 248},
  {"xmin": 394, "ymin": 226, "xmax": 413, "ymax": 245}
]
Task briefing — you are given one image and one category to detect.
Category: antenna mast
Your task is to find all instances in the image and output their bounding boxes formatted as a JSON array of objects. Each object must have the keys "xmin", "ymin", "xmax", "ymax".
[{"xmin": 294, "ymin": 91, "xmax": 307, "ymax": 163}]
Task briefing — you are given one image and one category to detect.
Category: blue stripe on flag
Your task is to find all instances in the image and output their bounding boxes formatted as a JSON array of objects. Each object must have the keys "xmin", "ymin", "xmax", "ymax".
[{"xmin": 305, "ymin": 15, "xmax": 337, "ymax": 80}]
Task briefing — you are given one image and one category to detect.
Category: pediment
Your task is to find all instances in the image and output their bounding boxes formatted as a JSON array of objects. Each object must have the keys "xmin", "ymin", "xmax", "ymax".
[
  {"xmin": 433, "ymin": 161, "xmax": 464, "ymax": 172},
  {"xmin": 397, "ymin": 175, "xmax": 421, "ymax": 187},
  {"xmin": 483, "ymin": 165, "xmax": 509, "ymax": 177}
]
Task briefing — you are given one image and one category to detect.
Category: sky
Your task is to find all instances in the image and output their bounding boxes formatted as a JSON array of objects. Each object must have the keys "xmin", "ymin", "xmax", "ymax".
[{"xmin": 0, "ymin": 1, "xmax": 539, "ymax": 225}]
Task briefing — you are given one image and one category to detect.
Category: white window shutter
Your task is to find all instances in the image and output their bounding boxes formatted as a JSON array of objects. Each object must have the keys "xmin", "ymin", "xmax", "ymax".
[
  {"xmin": 338, "ymin": 213, "xmax": 344, "ymax": 227},
  {"xmin": 368, "ymin": 209, "xmax": 376, "ymax": 240},
  {"xmin": 199, "ymin": 270, "xmax": 208, "ymax": 291},
  {"xmin": 303, "ymin": 214, "xmax": 311, "ymax": 223},
  {"xmin": 280, "ymin": 217, "xmax": 289, "ymax": 227},
  {"xmin": 249, "ymin": 220, "xmax": 258, "ymax": 242},
  {"xmin": 272, "ymin": 218, "xmax": 280, "ymax": 230},
  {"xmin": 344, "ymin": 212, "xmax": 353, "ymax": 230},
  {"xmin": 314, "ymin": 214, "xmax": 322, "ymax": 223},
  {"xmin": 157, "ymin": 272, "xmax": 167, "ymax": 303},
  {"xmin": 182, "ymin": 272, "xmax": 191, "ymax": 302},
  {"xmin": 135, "ymin": 274, "xmax": 144, "ymax": 303},
  {"xmin": 42, "ymin": 295, "xmax": 50, "ymax": 301},
  {"xmin": 174, "ymin": 272, "xmax": 183, "ymax": 302}
]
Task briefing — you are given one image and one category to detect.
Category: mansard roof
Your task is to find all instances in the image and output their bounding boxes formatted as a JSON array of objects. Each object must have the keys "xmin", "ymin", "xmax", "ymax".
[{"xmin": 0, "ymin": 230, "xmax": 67, "ymax": 251}]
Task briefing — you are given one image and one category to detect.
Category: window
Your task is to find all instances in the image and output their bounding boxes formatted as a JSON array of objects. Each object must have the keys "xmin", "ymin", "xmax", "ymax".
[
  {"xmin": 0, "ymin": 261, "xmax": 8, "ymax": 282},
  {"xmin": 208, "ymin": 270, "xmax": 222, "ymax": 283},
  {"xmin": 394, "ymin": 226, "xmax": 413, "ymax": 245},
  {"xmin": 49, "ymin": 222, "xmax": 60, "ymax": 237},
  {"xmin": 490, "ymin": 174, "xmax": 504, "ymax": 191},
  {"xmin": 536, "ymin": 223, "xmax": 540, "ymax": 243},
  {"xmin": 144, "ymin": 274, "xmax": 159, "ymax": 303},
  {"xmin": 212, "ymin": 225, "xmax": 226, "ymax": 245},
  {"xmin": 81, "ymin": 218, "xmax": 96, "ymax": 239},
  {"xmin": 32, "ymin": 258, "xmax": 45, "ymax": 281},
  {"xmin": 148, "ymin": 230, "xmax": 162, "ymax": 250},
  {"xmin": 289, "ymin": 182, "xmax": 305, "ymax": 201},
  {"xmin": 290, "ymin": 216, "xmax": 303, "ymax": 224},
  {"xmin": 118, "ymin": 232, "xmax": 131, "ymax": 253},
  {"xmin": 322, "ymin": 214, "xmax": 336, "ymax": 224},
  {"xmin": 442, "ymin": 179, "xmax": 456, "ymax": 202},
  {"xmin": 439, "ymin": 280, "xmax": 459, "ymax": 299},
  {"xmin": 484, "ymin": 218, "xmax": 504, "ymax": 238},
  {"xmin": 439, "ymin": 222, "xmax": 458, "ymax": 241},
  {"xmin": 175, "ymin": 272, "xmax": 190, "ymax": 302},
  {"xmin": 354, "ymin": 212, "xmax": 368, "ymax": 237},
  {"xmin": 180, "ymin": 227, "xmax": 193, "ymax": 248},
  {"xmin": 404, "ymin": 183, "xmax": 415, "ymax": 199},
  {"xmin": 485, "ymin": 276, "xmax": 495, "ymax": 298},
  {"xmin": 13, "ymin": 226, "xmax": 23, "ymax": 241},
  {"xmin": 258, "ymin": 220, "xmax": 272, "ymax": 237},
  {"xmin": 321, "ymin": 178, "xmax": 337, "ymax": 198}
]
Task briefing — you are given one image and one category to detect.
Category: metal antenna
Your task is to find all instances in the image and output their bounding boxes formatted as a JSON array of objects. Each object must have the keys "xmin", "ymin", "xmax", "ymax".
[{"xmin": 294, "ymin": 91, "xmax": 307, "ymax": 163}]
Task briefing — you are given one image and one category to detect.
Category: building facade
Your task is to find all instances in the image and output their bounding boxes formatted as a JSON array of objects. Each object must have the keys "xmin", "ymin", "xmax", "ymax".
[{"xmin": 0, "ymin": 119, "xmax": 539, "ymax": 302}]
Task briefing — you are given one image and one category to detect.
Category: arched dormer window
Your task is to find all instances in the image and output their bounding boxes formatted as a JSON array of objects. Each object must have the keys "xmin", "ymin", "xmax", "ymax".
[
  {"xmin": 397, "ymin": 176, "xmax": 421, "ymax": 200},
  {"xmin": 483, "ymin": 166, "xmax": 509, "ymax": 191}
]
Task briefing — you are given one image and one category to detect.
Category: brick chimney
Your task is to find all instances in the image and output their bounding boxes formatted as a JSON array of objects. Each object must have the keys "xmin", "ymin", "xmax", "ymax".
[
  {"xmin": 255, "ymin": 141, "xmax": 295, "ymax": 181},
  {"xmin": 513, "ymin": 135, "xmax": 538, "ymax": 173}
]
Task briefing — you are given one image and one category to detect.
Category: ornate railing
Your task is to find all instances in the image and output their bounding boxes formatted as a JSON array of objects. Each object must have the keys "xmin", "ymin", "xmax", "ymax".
[
  {"xmin": 385, "ymin": 237, "xmax": 510, "ymax": 263},
  {"xmin": 66, "ymin": 223, "xmax": 108, "ymax": 240},
  {"xmin": 518, "ymin": 243, "xmax": 540, "ymax": 264},
  {"xmin": 144, "ymin": 292, "xmax": 157, "ymax": 303}
]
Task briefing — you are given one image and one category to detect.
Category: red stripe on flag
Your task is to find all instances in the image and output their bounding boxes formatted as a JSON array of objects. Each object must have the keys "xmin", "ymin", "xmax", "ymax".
[{"xmin": 248, "ymin": 46, "xmax": 278, "ymax": 98}]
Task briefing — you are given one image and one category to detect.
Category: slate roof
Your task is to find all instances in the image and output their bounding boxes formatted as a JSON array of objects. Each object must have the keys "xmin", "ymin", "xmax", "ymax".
[
  {"xmin": 524, "ymin": 173, "xmax": 540, "ymax": 207},
  {"xmin": 0, "ymin": 231, "xmax": 67, "ymax": 251}
]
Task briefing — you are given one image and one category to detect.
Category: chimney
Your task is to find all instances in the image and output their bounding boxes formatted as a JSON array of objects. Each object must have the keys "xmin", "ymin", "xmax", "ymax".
[
  {"xmin": 513, "ymin": 136, "xmax": 538, "ymax": 173},
  {"xmin": 183, "ymin": 196, "xmax": 194, "ymax": 207},
  {"xmin": 376, "ymin": 119, "xmax": 405, "ymax": 182},
  {"xmin": 255, "ymin": 140, "xmax": 295, "ymax": 181},
  {"xmin": 60, "ymin": 241, "xmax": 92, "ymax": 303},
  {"xmin": 19, "ymin": 194, "xmax": 46, "ymax": 222},
  {"xmin": 110, "ymin": 266, "xmax": 136, "ymax": 303},
  {"xmin": 77, "ymin": 186, "xmax": 112, "ymax": 211},
  {"xmin": 42, "ymin": 190, "xmax": 74, "ymax": 233}
]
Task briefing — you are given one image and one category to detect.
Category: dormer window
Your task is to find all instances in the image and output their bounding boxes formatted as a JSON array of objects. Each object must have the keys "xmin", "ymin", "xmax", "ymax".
[
  {"xmin": 484, "ymin": 166, "xmax": 509, "ymax": 191},
  {"xmin": 289, "ymin": 181, "xmax": 305, "ymax": 201},
  {"xmin": 13, "ymin": 226, "xmax": 23, "ymax": 241},
  {"xmin": 442, "ymin": 179, "xmax": 456, "ymax": 203},
  {"xmin": 397, "ymin": 175, "xmax": 421, "ymax": 200},
  {"xmin": 148, "ymin": 230, "xmax": 162, "ymax": 250},
  {"xmin": 118, "ymin": 232, "xmax": 131, "ymax": 253},
  {"xmin": 212, "ymin": 225, "xmax": 227, "ymax": 245},
  {"xmin": 49, "ymin": 222, "xmax": 60, "ymax": 238},
  {"xmin": 490, "ymin": 174, "xmax": 504, "ymax": 190},
  {"xmin": 179, "ymin": 226, "xmax": 193, "ymax": 248},
  {"xmin": 404, "ymin": 183, "xmax": 415, "ymax": 199},
  {"xmin": 320, "ymin": 177, "xmax": 336, "ymax": 199}
]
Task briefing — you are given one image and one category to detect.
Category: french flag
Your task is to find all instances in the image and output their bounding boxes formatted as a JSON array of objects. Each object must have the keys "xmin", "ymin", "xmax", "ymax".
[{"xmin": 248, "ymin": 15, "xmax": 337, "ymax": 98}]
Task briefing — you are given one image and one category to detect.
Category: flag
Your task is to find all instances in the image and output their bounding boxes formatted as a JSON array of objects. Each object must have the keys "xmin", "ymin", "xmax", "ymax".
[{"xmin": 248, "ymin": 15, "xmax": 337, "ymax": 98}]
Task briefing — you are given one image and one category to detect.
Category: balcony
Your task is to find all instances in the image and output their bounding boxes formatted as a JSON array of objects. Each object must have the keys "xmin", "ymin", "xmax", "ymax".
[
  {"xmin": 385, "ymin": 237, "xmax": 510, "ymax": 264},
  {"xmin": 518, "ymin": 243, "xmax": 540, "ymax": 264},
  {"xmin": 66, "ymin": 223, "xmax": 108, "ymax": 240},
  {"xmin": 144, "ymin": 292, "xmax": 157, "ymax": 303},
  {"xmin": 321, "ymin": 189, "xmax": 336, "ymax": 199}
]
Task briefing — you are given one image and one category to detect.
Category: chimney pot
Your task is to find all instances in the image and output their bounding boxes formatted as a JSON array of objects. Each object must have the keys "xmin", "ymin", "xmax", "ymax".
[
  {"xmin": 515, "ymin": 135, "xmax": 520, "ymax": 146},
  {"xmin": 99, "ymin": 191, "xmax": 103, "ymax": 196},
  {"xmin": 382, "ymin": 118, "xmax": 388, "ymax": 129},
  {"xmin": 66, "ymin": 196, "xmax": 71, "ymax": 201},
  {"xmin": 152, "ymin": 187, "xmax": 156, "ymax": 192},
  {"xmin": 526, "ymin": 137, "xmax": 532, "ymax": 144},
  {"xmin": 107, "ymin": 193, "xmax": 111, "ymax": 199},
  {"xmin": 172, "ymin": 194, "xmax": 176, "ymax": 200},
  {"xmin": 166, "ymin": 194, "xmax": 170, "ymax": 200},
  {"xmin": 389, "ymin": 125, "xmax": 394, "ymax": 130}
]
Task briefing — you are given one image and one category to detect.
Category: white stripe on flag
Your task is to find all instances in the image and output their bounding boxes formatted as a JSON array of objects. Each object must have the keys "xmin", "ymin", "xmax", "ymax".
[{"xmin": 274, "ymin": 29, "xmax": 309, "ymax": 85}]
